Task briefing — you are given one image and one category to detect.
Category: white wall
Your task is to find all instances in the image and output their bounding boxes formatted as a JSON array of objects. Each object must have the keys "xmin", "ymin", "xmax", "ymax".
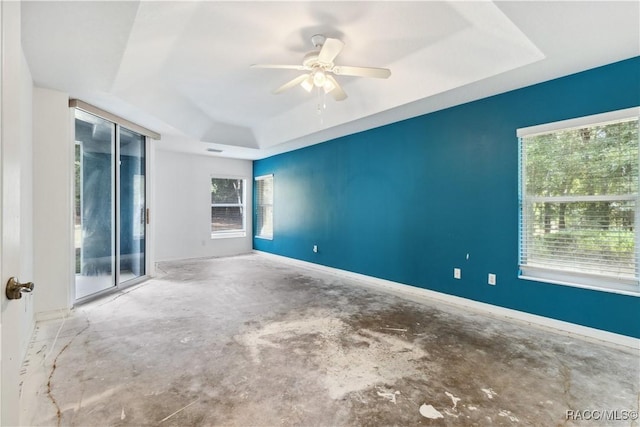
[
  {"xmin": 32, "ymin": 88, "xmax": 72, "ymax": 317},
  {"xmin": 155, "ymin": 150, "xmax": 253, "ymax": 261}
]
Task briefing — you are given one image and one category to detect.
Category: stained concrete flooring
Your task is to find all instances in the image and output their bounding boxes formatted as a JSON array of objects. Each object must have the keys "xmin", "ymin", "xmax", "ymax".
[{"xmin": 20, "ymin": 254, "xmax": 639, "ymax": 426}]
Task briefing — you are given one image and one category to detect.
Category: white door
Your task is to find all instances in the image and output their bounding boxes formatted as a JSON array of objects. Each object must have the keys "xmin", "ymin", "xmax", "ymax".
[{"xmin": 1, "ymin": 2, "xmax": 33, "ymax": 425}]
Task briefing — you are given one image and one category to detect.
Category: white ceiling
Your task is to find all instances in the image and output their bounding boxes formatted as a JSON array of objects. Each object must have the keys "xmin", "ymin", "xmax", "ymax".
[{"xmin": 21, "ymin": 1, "xmax": 639, "ymax": 160}]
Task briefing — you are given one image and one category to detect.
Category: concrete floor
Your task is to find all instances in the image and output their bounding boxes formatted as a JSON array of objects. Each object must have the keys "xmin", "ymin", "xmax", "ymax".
[{"xmin": 20, "ymin": 254, "xmax": 639, "ymax": 426}]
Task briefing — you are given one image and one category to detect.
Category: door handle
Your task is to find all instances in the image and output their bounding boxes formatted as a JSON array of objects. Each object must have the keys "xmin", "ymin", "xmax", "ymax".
[{"xmin": 6, "ymin": 277, "xmax": 34, "ymax": 300}]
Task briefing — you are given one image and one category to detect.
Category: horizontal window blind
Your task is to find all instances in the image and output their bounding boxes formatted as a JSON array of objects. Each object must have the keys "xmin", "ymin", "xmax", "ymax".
[
  {"xmin": 255, "ymin": 175, "xmax": 273, "ymax": 239},
  {"xmin": 211, "ymin": 178, "xmax": 245, "ymax": 234},
  {"xmin": 519, "ymin": 112, "xmax": 639, "ymax": 292}
]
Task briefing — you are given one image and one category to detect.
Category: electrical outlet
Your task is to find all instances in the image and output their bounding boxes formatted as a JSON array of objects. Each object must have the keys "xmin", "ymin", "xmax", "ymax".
[
  {"xmin": 313, "ymin": 245, "xmax": 318, "ymax": 253},
  {"xmin": 488, "ymin": 273, "xmax": 496, "ymax": 285},
  {"xmin": 454, "ymin": 268, "xmax": 461, "ymax": 279}
]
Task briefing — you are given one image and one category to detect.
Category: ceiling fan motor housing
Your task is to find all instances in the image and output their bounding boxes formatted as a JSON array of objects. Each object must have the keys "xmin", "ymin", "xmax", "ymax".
[
  {"xmin": 304, "ymin": 34, "xmax": 335, "ymax": 70},
  {"xmin": 303, "ymin": 51, "xmax": 330, "ymax": 69}
]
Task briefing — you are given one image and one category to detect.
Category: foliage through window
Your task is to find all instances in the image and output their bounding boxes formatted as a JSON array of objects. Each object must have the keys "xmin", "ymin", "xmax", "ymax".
[
  {"xmin": 519, "ymin": 109, "xmax": 639, "ymax": 293},
  {"xmin": 211, "ymin": 178, "xmax": 245, "ymax": 237},
  {"xmin": 255, "ymin": 175, "xmax": 273, "ymax": 239}
]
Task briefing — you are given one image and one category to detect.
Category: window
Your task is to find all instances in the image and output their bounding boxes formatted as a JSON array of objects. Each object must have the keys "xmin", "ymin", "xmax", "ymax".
[
  {"xmin": 211, "ymin": 177, "xmax": 246, "ymax": 237},
  {"xmin": 255, "ymin": 175, "xmax": 274, "ymax": 239},
  {"xmin": 518, "ymin": 108, "xmax": 639, "ymax": 294}
]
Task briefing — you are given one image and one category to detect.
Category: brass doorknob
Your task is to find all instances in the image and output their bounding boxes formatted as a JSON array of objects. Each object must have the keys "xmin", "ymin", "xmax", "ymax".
[{"xmin": 6, "ymin": 277, "xmax": 34, "ymax": 300}]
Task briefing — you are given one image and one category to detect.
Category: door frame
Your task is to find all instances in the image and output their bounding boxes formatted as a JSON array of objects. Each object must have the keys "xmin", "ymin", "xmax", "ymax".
[{"xmin": 70, "ymin": 101, "xmax": 158, "ymax": 304}]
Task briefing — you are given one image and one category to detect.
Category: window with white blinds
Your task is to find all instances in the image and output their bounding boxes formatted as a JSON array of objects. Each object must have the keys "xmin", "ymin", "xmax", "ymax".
[
  {"xmin": 255, "ymin": 175, "xmax": 273, "ymax": 239},
  {"xmin": 518, "ymin": 108, "xmax": 640, "ymax": 294},
  {"xmin": 211, "ymin": 177, "xmax": 246, "ymax": 238}
]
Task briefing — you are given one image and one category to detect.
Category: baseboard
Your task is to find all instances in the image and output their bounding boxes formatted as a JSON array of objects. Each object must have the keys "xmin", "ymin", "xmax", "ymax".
[
  {"xmin": 155, "ymin": 250, "xmax": 256, "ymax": 265},
  {"xmin": 35, "ymin": 308, "xmax": 70, "ymax": 322},
  {"xmin": 254, "ymin": 251, "xmax": 640, "ymax": 351}
]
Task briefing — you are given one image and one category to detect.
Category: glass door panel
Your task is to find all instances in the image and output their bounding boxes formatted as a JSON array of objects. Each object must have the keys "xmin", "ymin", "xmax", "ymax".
[
  {"xmin": 75, "ymin": 110, "xmax": 116, "ymax": 299},
  {"xmin": 119, "ymin": 128, "xmax": 146, "ymax": 284}
]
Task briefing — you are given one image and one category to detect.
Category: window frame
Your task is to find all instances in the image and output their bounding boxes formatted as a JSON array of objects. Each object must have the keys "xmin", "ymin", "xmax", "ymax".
[
  {"xmin": 517, "ymin": 107, "xmax": 640, "ymax": 296},
  {"xmin": 254, "ymin": 174, "xmax": 274, "ymax": 240},
  {"xmin": 210, "ymin": 176, "xmax": 247, "ymax": 239}
]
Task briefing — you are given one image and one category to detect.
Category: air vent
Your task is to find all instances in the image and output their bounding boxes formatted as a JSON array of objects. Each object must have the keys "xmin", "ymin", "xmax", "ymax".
[{"xmin": 206, "ymin": 148, "xmax": 223, "ymax": 153}]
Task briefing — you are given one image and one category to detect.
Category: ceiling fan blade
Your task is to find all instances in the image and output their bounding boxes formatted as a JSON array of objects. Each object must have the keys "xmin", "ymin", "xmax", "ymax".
[
  {"xmin": 251, "ymin": 64, "xmax": 308, "ymax": 71},
  {"xmin": 273, "ymin": 74, "xmax": 310, "ymax": 94},
  {"xmin": 318, "ymin": 38, "xmax": 344, "ymax": 64},
  {"xmin": 325, "ymin": 75, "xmax": 347, "ymax": 101},
  {"xmin": 332, "ymin": 65, "xmax": 391, "ymax": 79}
]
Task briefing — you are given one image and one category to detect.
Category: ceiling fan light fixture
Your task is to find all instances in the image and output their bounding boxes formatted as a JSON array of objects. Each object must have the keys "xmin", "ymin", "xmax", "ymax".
[
  {"xmin": 301, "ymin": 74, "xmax": 314, "ymax": 92},
  {"xmin": 323, "ymin": 79, "xmax": 336, "ymax": 93},
  {"xmin": 312, "ymin": 69, "xmax": 327, "ymax": 87}
]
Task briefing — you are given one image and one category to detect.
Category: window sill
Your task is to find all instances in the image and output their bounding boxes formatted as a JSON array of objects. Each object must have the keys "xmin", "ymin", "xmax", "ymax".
[
  {"xmin": 519, "ymin": 272, "xmax": 640, "ymax": 297},
  {"xmin": 211, "ymin": 232, "xmax": 246, "ymax": 240}
]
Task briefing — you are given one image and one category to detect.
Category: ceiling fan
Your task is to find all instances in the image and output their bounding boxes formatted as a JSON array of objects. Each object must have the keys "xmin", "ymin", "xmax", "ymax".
[{"xmin": 251, "ymin": 34, "xmax": 391, "ymax": 101}]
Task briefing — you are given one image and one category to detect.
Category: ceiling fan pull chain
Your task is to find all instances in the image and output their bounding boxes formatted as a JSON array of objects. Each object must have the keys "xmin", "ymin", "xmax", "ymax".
[
  {"xmin": 316, "ymin": 87, "xmax": 323, "ymax": 115},
  {"xmin": 316, "ymin": 87, "xmax": 325, "ymax": 126}
]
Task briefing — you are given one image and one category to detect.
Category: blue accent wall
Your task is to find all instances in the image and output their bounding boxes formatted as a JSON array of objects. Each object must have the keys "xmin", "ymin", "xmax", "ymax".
[{"xmin": 253, "ymin": 57, "xmax": 640, "ymax": 338}]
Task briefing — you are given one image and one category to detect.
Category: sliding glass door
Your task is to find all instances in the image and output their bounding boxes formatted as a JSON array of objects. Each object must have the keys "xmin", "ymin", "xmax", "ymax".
[{"xmin": 75, "ymin": 109, "xmax": 146, "ymax": 300}]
